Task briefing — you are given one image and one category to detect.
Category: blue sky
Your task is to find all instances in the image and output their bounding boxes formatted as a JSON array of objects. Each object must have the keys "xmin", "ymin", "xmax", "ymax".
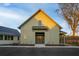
[{"xmin": 0, "ymin": 3, "xmax": 71, "ymax": 34}]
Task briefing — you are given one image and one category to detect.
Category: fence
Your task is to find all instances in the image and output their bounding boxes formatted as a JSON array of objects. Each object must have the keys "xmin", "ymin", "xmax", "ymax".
[{"xmin": 60, "ymin": 36, "xmax": 79, "ymax": 46}]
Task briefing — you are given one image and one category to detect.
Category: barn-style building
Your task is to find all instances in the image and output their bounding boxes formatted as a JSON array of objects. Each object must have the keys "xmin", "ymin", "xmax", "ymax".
[{"xmin": 19, "ymin": 9, "xmax": 62, "ymax": 46}]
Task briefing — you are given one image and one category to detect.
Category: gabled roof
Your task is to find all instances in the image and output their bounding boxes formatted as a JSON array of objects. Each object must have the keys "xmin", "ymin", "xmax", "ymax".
[
  {"xmin": 0, "ymin": 26, "xmax": 20, "ymax": 36},
  {"xmin": 18, "ymin": 9, "xmax": 62, "ymax": 29}
]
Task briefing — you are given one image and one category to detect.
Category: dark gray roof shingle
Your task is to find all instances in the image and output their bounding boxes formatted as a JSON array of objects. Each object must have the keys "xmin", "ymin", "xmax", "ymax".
[{"xmin": 0, "ymin": 26, "xmax": 20, "ymax": 36}]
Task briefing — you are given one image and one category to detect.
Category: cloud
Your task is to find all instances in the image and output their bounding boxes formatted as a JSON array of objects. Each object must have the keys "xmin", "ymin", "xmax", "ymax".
[
  {"xmin": 0, "ymin": 11, "xmax": 23, "ymax": 20},
  {"xmin": 3, "ymin": 3, "xmax": 11, "ymax": 6},
  {"xmin": 0, "ymin": 5, "xmax": 33, "ymax": 30},
  {"xmin": 0, "ymin": 3, "xmax": 71, "ymax": 33},
  {"xmin": 60, "ymin": 20, "xmax": 72, "ymax": 35},
  {"xmin": 0, "ymin": 7, "xmax": 25, "ymax": 20},
  {"xmin": 0, "ymin": 21, "xmax": 5, "ymax": 26},
  {"xmin": 0, "ymin": 6, "xmax": 31, "ymax": 21},
  {"xmin": 61, "ymin": 20, "xmax": 67, "ymax": 28}
]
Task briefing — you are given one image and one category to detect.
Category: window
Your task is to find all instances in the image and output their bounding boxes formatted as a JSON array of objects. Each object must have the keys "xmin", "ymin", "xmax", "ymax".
[
  {"xmin": 32, "ymin": 26, "xmax": 48, "ymax": 30},
  {"xmin": 8, "ymin": 36, "xmax": 11, "ymax": 40},
  {"xmin": 11, "ymin": 36, "xmax": 13, "ymax": 40},
  {"xmin": 0, "ymin": 35, "xmax": 3, "ymax": 40},
  {"xmin": 5, "ymin": 35, "xmax": 13, "ymax": 40},
  {"xmin": 5, "ymin": 35, "xmax": 7, "ymax": 40},
  {"xmin": 18, "ymin": 37, "xmax": 19, "ymax": 40}
]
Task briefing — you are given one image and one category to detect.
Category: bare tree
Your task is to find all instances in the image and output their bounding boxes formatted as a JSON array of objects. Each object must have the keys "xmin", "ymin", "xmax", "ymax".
[
  {"xmin": 58, "ymin": 3, "xmax": 79, "ymax": 36},
  {"xmin": 76, "ymin": 23, "xmax": 79, "ymax": 35}
]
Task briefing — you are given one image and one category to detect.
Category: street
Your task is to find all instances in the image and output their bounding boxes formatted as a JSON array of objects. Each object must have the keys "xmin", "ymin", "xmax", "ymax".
[{"xmin": 0, "ymin": 46, "xmax": 79, "ymax": 56}]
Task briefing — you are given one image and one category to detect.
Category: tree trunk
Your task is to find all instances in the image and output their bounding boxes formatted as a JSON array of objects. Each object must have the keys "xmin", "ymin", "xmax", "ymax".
[{"xmin": 72, "ymin": 29, "xmax": 76, "ymax": 36}]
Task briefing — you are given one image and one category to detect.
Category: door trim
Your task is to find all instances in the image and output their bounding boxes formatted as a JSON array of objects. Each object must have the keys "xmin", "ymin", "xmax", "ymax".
[{"xmin": 35, "ymin": 32, "xmax": 45, "ymax": 44}]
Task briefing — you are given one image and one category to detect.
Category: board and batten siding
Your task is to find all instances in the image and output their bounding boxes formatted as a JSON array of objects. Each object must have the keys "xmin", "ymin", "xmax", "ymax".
[
  {"xmin": 45, "ymin": 26, "xmax": 59, "ymax": 44},
  {"xmin": 20, "ymin": 17, "xmax": 59, "ymax": 45},
  {"xmin": 20, "ymin": 18, "xmax": 37, "ymax": 44},
  {"xmin": 20, "ymin": 10, "xmax": 61, "ymax": 45}
]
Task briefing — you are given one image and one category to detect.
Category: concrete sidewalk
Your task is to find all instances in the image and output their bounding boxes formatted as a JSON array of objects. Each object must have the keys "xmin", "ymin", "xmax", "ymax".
[{"xmin": 0, "ymin": 46, "xmax": 79, "ymax": 48}]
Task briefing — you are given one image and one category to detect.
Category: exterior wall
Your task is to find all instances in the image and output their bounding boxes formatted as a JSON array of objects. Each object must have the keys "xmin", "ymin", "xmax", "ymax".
[
  {"xmin": 0, "ymin": 36, "xmax": 19, "ymax": 44},
  {"xmin": 13, "ymin": 36, "xmax": 19, "ymax": 44},
  {"xmin": 20, "ymin": 17, "xmax": 60, "ymax": 45},
  {"xmin": 45, "ymin": 26, "xmax": 59, "ymax": 44},
  {"xmin": 20, "ymin": 18, "xmax": 38, "ymax": 44}
]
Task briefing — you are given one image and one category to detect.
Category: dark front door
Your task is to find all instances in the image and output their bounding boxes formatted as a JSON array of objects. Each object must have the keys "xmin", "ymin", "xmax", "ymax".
[{"xmin": 35, "ymin": 32, "xmax": 45, "ymax": 44}]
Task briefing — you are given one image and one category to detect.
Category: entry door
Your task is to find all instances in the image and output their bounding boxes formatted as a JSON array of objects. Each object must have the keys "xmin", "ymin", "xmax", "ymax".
[{"xmin": 35, "ymin": 32, "xmax": 45, "ymax": 44}]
